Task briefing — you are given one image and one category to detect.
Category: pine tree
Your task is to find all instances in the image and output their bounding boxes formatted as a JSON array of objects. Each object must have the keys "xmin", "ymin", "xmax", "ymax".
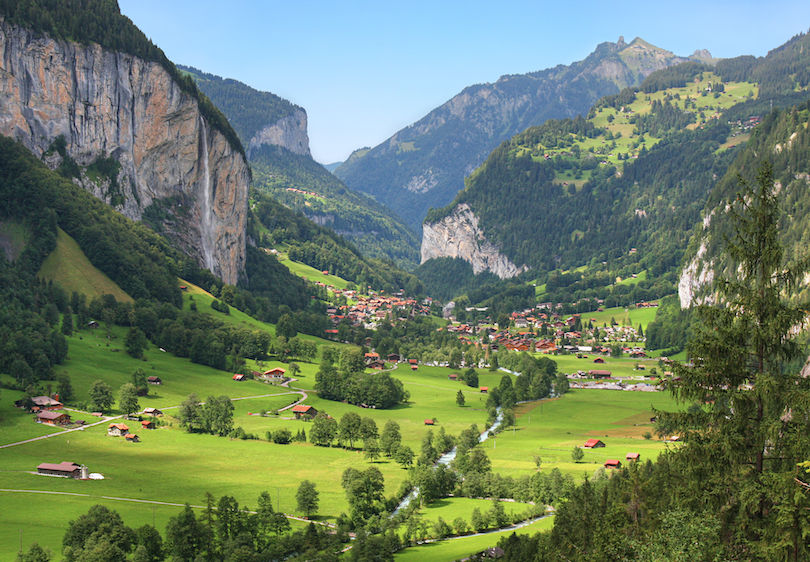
[{"xmin": 662, "ymin": 161, "xmax": 810, "ymax": 558}]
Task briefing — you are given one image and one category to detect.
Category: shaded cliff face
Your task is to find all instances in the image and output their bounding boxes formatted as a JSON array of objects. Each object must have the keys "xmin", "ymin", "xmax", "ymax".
[
  {"xmin": 421, "ymin": 203, "xmax": 526, "ymax": 279},
  {"xmin": 0, "ymin": 21, "xmax": 249, "ymax": 284},
  {"xmin": 247, "ymin": 108, "xmax": 310, "ymax": 158}
]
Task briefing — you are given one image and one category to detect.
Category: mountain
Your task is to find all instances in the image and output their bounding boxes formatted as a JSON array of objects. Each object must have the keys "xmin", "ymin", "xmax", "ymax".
[
  {"xmin": 418, "ymin": 30, "xmax": 810, "ymax": 302},
  {"xmin": 335, "ymin": 37, "xmax": 710, "ymax": 231},
  {"xmin": 183, "ymin": 67, "xmax": 422, "ymax": 269},
  {"xmin": 0, "ymin": 2, "xmax": 249, "ymax": 284}
]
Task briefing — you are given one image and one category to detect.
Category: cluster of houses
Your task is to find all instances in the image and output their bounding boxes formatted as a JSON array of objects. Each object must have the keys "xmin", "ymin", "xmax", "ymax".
[
  {"xmin": 107, "ymin": 423, "xmax": 141, "ymax": 442},
  {"xmin": 582, "ymin": 439, "xmax": 642, "ymax": 469},
  {"xmin": 285, "ymin": 187, "xmax": 321, "ymax": 198},
  {"xmin": 325, "ymin": 293, "xmax": 432, "ymax": 332},
  {"xmin": 17, "ymin": 395, "xmax": 76, "ymax": 427}
]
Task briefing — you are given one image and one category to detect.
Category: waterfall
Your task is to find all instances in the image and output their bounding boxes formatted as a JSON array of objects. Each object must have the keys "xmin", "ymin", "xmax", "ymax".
[{"xmin": 199, "ymin": 116, "xmax": 216, "ymax": 272}]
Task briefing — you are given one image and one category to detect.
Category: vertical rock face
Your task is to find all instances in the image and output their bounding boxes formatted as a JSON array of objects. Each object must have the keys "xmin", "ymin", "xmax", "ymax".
[
  {"xmin": 0, "ymin": 20, "xmax": 249, "ymax": 284},
  {"xmin": 247, "ymin": 108, "xmax": 310, "ymax": 158},
  {"xmin": 421, "ymin": 203, "xmax": 527, "ymax": 279}
]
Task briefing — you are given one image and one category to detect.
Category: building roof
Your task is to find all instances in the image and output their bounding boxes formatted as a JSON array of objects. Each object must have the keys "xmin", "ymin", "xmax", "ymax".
[
  {"xmin": 605, "ymin": 459, "xmax": 622, "ymax": 467},
  {"xmin": 32, "ymin": 396, "xmax": 62, "ymax": 407},
  {"xmin": 37, "ymin": 411, "xmax": 67, "ymax": 420},
  {"xmin": 109, "ymin": 423, "xmax": 129, "ymax": 431},
  {"xmin": 37, "ymin": 461, "xmax": 80, "ymax": 472},
  {"xmin": 626, "ymin": 452, "xmax": 640, "ymax": 460},
  {"xmin": 584, "ymin": 438, "xmax": 604, "ymax": 448},
  {"xmin": 263, "ymin": 368, "xmax": 286, "ymax": 375},
  {"xmin": 291, "ymin": 405, "xmax": 315, "ymax": 413}
]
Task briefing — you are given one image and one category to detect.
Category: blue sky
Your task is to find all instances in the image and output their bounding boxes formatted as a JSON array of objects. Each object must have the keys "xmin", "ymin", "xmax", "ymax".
[{"xmin": 118, "ymin": 1, "xmax": 809, "ymax": 164}]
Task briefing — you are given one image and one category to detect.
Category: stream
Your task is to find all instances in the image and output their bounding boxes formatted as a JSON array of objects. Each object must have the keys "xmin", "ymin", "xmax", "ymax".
[{"xmin": 393, "ymin": 406, "xmax": 504, "ymax": 515}]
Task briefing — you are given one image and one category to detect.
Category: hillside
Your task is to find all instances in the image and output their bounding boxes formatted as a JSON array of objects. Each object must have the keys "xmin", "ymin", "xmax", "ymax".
[
  {"xmin": 335, "ymin": 37, "xmax": 709, "ymax": 231},
  {"xmin": 184, "ymin": 68, "xmax": 422, "ymax": 269},
  {"xmin": 418, "ymin": 31, "xmax": 810, "ymax": 304}
]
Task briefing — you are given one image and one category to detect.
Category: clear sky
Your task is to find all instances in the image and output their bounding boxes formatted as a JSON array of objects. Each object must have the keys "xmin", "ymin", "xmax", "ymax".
[{"xmin": 118, "ymin": 0, "xmax": 809, "ymax": 164}]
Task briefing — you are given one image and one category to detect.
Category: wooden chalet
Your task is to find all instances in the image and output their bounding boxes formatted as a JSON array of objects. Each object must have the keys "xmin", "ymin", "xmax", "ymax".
[
  {"xmin": 480, "ymin": 387, "xmax": 489, "ymax": 393},
  {"xmin": 143, "ymin": 407, "xmax": 162, "ymax": 416},
  {"xmin": 626, "ymin": 452, "xmax": 640, "ymax": 461},
  {"xmin": 147, "ymin": 376, "xmax": 162, "ymax": 385},
  {"xmin": 604, "ymin": 459, "xmax": 622, "ymax": 469},
  {"xmin": 368, "ymin": 360, "xmax": 385, "ymax": 370},
  {"xmin": 291, "ymin": 405, "xmax": 318, "ymax": 419},
  {"xmin": 583, "ymin": 438, "xmax": 605, "ymax": 448},
  {"xmin": 108, "ymin": 423, "xmax": 129, "ymax": 437},
  {"xmin": 593, "ymin": 357, "xmax": 605, "ymax": 364},
  {"xmin": 36, "ymin": 411, "xmax": 70, "ymax": 426},
  {"xmin": 37, "ymin": 462, "xmax": 82, "ymax": 478},
  {"xmin": 448, "ymin": 373, "xmax": 459, "ymax": 380},
  {"xmin": 424, "ymin": 419, "xmax": 435, "ymax": 425},
  {"xmin": 124, "ymin": 433, "xmax": 140, "ymax": 443},
  {"xmin": 32, "ymin": 396, "xmax": 63, "ymax": 410},
  {"xmin": 387, "ymin": 354, "xmax": 401, "ymax": 363},
  {"xmin": 232, "ymin": 374, "xmax": 246, "ymax": 381},
  {"xmin": 141, "ymin": 420, "xmax": 155, "ymax": 430},
  {"xmin": 589, "ymin": 370, "xmax": 612, "ymax": 379}
]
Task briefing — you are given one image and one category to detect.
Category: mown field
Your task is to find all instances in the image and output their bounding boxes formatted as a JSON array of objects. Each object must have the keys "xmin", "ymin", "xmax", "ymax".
[{"xmin": 0, "ymin": 343, "xmax": 679, "ymax": 562}]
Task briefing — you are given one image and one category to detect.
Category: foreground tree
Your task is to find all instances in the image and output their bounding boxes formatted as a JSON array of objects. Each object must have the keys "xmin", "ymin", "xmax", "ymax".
[
  {"xmin": 663, "ymin": 161, "xmax": 810, "ymax": 559},
  {"xmin": 118, "ymin": 383, "xmax": 140, "ymax": 416},
  {"xmin": 89, "ymin": 379, "xmax": 114, "ymax": 412},
  {"xmin": 296, "ymin": 480, "xmax": 319, "ymax": 517}
]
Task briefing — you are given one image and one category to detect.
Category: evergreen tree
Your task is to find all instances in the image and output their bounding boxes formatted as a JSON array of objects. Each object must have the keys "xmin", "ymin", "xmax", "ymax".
[{"xmin": 662, "ymin": 161, "xmax": 810, "ymax": 559}]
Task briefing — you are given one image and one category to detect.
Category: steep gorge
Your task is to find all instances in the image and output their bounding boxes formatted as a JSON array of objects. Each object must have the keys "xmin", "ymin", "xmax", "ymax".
[{"xmin": 0, "ymin": 19, "xmax": 249, "ymax": 284}]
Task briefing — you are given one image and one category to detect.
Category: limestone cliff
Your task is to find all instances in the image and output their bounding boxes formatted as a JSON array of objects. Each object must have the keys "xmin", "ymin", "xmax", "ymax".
[
  {"xmin": 421, "ymin": 203, "xmax": 526, "ymax": 279},
  {"xmin": 0, "ymin": 19, "xmax": 249, "ymax": 284},
  {"xmin": 247, "ymin": 108, "xmax": 310, "ymax": 158}
]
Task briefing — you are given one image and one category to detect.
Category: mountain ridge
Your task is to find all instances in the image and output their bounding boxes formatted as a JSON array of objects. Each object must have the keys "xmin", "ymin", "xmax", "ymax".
[{"xmin": 335, "ymin": 36, "xmax": 710, "ymax": 231}]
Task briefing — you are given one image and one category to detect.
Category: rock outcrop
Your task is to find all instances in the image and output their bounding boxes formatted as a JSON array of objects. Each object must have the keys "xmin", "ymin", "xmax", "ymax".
[
  {"xmin": 421, "ymin": 203, "xmax": 526, "ymax": 279},
  {"xmin": 247, "ymin": 108, "xmax": 310, "ymax": 158},
  {"xmin": 0, "ymin": 19, "xmax": 249, "ymax": 284}
]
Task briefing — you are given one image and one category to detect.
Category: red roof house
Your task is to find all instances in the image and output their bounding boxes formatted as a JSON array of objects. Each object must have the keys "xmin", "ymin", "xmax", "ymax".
[
  {"xmin": 626, "ymin": 452, "xmax": 641, "ymax": 461},
  {"xmin": 583, "ymin": 438, "xmax": 605, "ymax": 448},
  {"xmin": 291, "ymin": 405, "xmax": 318, "ymax": 419},
  {"xmin": 604, "ymin": 459, "xmax": 622, "ymax": 469},
  {"xmin": 108, "ymin": 423, "xmax": 130, "ymax": 436}
]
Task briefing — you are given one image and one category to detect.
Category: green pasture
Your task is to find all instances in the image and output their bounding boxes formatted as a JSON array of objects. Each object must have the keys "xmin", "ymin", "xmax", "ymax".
[
  {"xmin": 277, "ymin": 256, "xmax": 352, "ymax": 291},
  {"xmin": 484, "ymin": 389, "xmax": 679, "ymax": 479},
  {"xmin": 580, "ymin": 302, "xmax": 659, "ymax": 330},
  {"xmin": 543, "ymin": 74, "xmax": 758, "ymax": 179},
  {"xmin": 0, "ymin": 490, "xmax": 310, "ymax": 562},
  {"xmin": 394, "ymin": 516, "xmax": 554, "ymax": 562},
  {"xmin": 39, "ymin": 228, "xmax": 133, "ymax": 303},
  {"xmin": 415, "ymin": 497, "xmax": 533, "ymax": 528},
  {"xmin": 550, "ymin": 354, "xmax": 658, "ymax": 379}
]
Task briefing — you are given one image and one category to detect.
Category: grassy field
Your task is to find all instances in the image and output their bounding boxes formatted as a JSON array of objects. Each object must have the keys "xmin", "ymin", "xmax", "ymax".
[
  {"xmin": 484, "ymin": 389, "xmax": 678, "ymax": 479},
  {"xmin": 0, "ymin": 318, "xmax": 680, "ymax": 562},
  {"xmin": 277, "ymin": 255, "xmax": 352, "ymax": 291},
  {"xmin": 38, "ymin": 228, "xmax": 133, "ymax": 303},
  {"xmin": 393, "ymin": 516, "xmax": 554, "ymax": 562},
  {"xmin": 580, "ymin": 303, "xmax": 659, "ymax": 330},
  {"xmin": 550, "ymin": 354, "xmax": 659, "ymax": 379}
]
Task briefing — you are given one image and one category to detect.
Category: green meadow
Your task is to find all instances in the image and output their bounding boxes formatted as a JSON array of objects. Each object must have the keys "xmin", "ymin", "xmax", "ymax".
[
  {"xmin": 38, "ymin": 228, "xmax": 133, "ymax": 303},
  {"xmin": 484, "ymin": 389, "xmax": 678, "ymax": 479},
  {"xmin": 0, "ymin": 285, "xmax": 680, "ymax": 562},
  {"xmin": 393, "ymin": 516, "xmax": 555, "ymax": 562}
]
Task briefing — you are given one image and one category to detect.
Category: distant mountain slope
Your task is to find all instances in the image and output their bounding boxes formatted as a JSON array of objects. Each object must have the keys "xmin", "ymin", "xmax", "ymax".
[
  {"xmin": 417, "ymin": 31, "xmax": 810, "ymax": 302},
  {"xmin": 335, "ymin": 37, "xmax": 709, "ymax": 231},
  {"xmin": 185, "ymin": 68, "xmax": 421, "ymax": 269}
]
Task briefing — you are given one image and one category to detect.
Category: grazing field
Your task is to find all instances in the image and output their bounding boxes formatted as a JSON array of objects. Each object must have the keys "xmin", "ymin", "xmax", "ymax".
[
  {"xmin": 0, "ymin": 336, "xmax": 679, "ymax": 561},
  {"xmin": 393, "ymin": 516, "xmax": 555, "ymax": 562},
  {"xmin": 38, "ymin": 228, "xmax": 133, "ymax": 303},
  {"xmin": 549, "ymin": 354, "xmax": 660, "ymax": 379},
  {"xmin": 484, "ymin": 389, "xmax": 679, "ymax": 479}
]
